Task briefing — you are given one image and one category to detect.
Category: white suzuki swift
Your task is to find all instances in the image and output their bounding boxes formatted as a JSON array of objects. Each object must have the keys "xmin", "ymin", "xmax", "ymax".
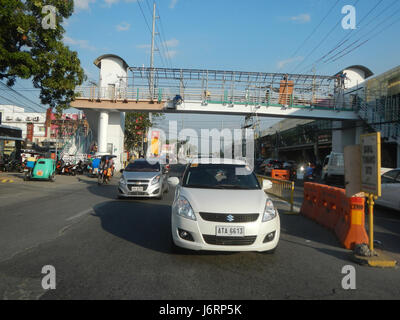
[{"xmin": 168, "ymin": 158, "xmax": 280, "ymax": 253}]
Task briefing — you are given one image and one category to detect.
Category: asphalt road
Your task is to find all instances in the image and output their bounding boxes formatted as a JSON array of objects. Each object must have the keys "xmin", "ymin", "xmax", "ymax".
[{"xmin": 0, "ymin": 169, "xmax": 399, "ymax": 300}]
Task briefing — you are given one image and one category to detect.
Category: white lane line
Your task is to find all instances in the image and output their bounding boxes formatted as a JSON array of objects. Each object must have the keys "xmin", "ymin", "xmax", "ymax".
[{"xmin": 66, "ymin": 208, "xmax": 93, "ymax": 221}]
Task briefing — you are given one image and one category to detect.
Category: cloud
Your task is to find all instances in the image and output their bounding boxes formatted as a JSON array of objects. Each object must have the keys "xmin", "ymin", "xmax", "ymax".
[
  {"xmin": 166, "ymin": 50, "xmax": 177, "ymax": 59},
  {"xmin": 277, "ymin": 56, "xmax": 303, "ymax": 70},
  {"xmin": 136, "ymin": 44, "xmax": 151, "ymax": 49},
  {"xmin": 116, "ymin": 22, "xmax": 130, "ymax": 31},
  {"xmin": 74, "ymin": 0, "xmax": 96, "ymax": 11},
  {"xmin": 103, "ymin": 0, "xmax": 138, "ymax": 7},
  {"xmin": 169, "ymin": 0, "xmax": 178, "ymax": 9},
  {"xmin": 104, "ymin": 0, "xmax": 119, "ymax": 6},
  {"xmin": 162, "ymin": 38, "xmax": 179, "ymax": 48},
  {"xmin": 289, "ymin": 14, "xmax": 311, "ymax": 23},
  {"xmin": 64, "ymin": 36, "xmax": 97, "ymax": 51},
  {"xmin": 137, "ymin": 38, "xmax": 179, "ymax": 59}
]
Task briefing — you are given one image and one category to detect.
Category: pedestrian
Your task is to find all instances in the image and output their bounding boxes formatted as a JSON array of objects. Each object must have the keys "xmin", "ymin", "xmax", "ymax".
[{"xmin": 265, "ymin": 89, "xmax": 270, "ymax": 104}]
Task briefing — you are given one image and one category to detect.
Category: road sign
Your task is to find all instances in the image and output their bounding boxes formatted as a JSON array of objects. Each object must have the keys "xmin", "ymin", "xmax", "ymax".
[
  {"xmin": 344, "ymin": 145, "xmax": 362, "ymax": 197},
  {"xmin": 360, "ymin": 132, "xmax": 381, "ymax": 197}
]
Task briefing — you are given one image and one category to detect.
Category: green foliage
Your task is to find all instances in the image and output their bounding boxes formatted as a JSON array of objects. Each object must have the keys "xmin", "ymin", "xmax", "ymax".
[
  {"xmin": 0, "ymin": 0, "xmax": 85, "ymax": 111},
  {"xmin": 124, "ymin": 112, "xmax": 164, "ymax": 152}
]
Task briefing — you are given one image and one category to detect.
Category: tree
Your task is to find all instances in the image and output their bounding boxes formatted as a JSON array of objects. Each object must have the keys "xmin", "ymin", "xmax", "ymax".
[
  {"xmin": 124, "ymin": 112, "xmax": 164, "ymax": 153},
  {"xmin": 0, "ymin": 0, "xmax": 85, "ymax": 112}
]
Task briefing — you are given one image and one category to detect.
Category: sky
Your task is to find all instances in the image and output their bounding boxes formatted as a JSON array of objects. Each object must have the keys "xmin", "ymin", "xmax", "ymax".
[{"xmin": 6, "ymin": 0, "xmax": 400, "ymax": 132}]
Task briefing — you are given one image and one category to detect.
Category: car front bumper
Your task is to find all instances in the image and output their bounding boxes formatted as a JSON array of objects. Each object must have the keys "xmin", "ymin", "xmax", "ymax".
[
  {"xmin": 171, "ymin": 210, "xmax": 280, "ymax": 252},
  {"xmin": 118, "ymin": 181, "xmax": 163, "ymax": 198}
]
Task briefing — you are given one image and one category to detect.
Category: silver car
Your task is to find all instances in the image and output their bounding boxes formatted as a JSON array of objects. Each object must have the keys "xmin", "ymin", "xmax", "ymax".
[{"xmin": 118, "ymin": 159, "xmax": 168, "ymax": 199}]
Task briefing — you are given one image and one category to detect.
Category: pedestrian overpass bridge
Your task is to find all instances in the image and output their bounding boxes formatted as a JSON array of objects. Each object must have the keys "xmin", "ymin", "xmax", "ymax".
[
  {"xmin": 72, "ymin": 66, "xmax": 358, "ymax": 121},
  {"xmin": 70, "ymin": 54, "xmax": 364, "ymax": 170}
]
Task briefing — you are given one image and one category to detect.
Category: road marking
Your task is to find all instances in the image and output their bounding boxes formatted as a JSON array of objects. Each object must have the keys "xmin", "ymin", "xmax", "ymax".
[
  {"xmin": 1, "ymin": 179, "xmax": 14, "ymax": 183},
  {"xmin": 66, "ymin": 208, "xmax": 93, "ymax": 221}
]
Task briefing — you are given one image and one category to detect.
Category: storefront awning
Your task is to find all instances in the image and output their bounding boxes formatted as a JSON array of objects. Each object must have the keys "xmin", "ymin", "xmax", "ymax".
[{"xmin": 0, "ymin": 136, "xmax": 24, "ymax": 141}]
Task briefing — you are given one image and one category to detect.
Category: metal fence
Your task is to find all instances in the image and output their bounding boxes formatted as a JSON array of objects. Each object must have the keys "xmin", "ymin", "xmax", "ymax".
[
  {"xmin": 257, "ymin": 174, "xmax": 295, "ymax": 214},
  {"xmin": 75, "ymin": 66, "xmax": 342, "ymax": 110}
]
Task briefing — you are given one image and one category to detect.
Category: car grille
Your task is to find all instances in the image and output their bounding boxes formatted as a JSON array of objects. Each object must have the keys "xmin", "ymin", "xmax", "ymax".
[
  {"xmin": 127, "ymin": 180, "xmax": 149, "ymax": 191},
  {"xmin": 199, "ymin": 212, "xmax": 259, "ymax": 223},
  {"xmin": 128, "ymin": 191, "xmax": 148, "ymax": 195},
  {"xmin": 202, "ymin": 235, "xmax": 257, "ymax": 246}
]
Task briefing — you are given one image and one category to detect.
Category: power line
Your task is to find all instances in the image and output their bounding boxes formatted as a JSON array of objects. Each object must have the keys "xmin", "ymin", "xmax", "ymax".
[
  {"xmin": 155, "ymin": 0, "xmax": 173, "ymax": 68},
  {"xmin": 330, "ymin": 14, "xmax": 400, "ymax": 63},
  {"xmin": 136, "ymin": 0, "xmax": 170, "ymax": 70},
  {"xmin": 300, "ymin": 0, "xmax": 398, "ymax": 74},
  {"xmin": 0, "ymin": 92, "xmax": 42, "ymax": 113},
  {"xmin": 284, "ymin": 0, "xmax": 340, "ymax": 72},
  {"xmin": 322, "ymin": 0, "xmax": 395, "ymax": 64},
  {"xmin": 290, "ymin": 0, "xmax": 360, "ymax": 74},
  {"xmin": 0, "ymin": 81, "xmax": 47, "ymax": 112}
]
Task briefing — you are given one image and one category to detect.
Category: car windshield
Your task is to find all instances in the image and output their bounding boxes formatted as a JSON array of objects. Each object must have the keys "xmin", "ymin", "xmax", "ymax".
[
  {"xmin": 125, "ymin": 161, "xmax": 160, "ymax": 172},
  {"xmin": 183, "ymin": 163, "xmax": 260, "ymax": 190},
  {"xmin": 382, "ymin": 170, "xmax": 400, "ymax": 184}
]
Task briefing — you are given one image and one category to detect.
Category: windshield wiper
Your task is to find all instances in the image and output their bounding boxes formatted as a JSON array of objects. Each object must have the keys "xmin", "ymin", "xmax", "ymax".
[
  {"xmin": 184, "ymin": 184, "xmax": 254, "ymax": 189},
  {"xmin": 184, "ymin": 184, "xmax": 219, "ymax": 189},
  {"xmin": 213, "ymin": 184, "xmax": 253, "ymax": 189}
]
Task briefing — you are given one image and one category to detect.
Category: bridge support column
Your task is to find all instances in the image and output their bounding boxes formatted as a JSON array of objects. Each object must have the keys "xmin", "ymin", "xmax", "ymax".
[
  {"xmin": 98, "ymin": 111, "xmax": 109, "ymax": 154},
  {"xmin": 332, "ymin": 121, "xmax": 363, "ymax": 153}
]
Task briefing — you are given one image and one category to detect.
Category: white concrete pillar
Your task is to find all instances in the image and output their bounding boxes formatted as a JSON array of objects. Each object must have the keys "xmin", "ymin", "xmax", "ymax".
[
  {"xmin": 332, "ymin": 121, "xmax": 358, "ymax": 153},
  {"xmin": 98, "ymin": 111, "xmax": 109, "ymax": 154}
]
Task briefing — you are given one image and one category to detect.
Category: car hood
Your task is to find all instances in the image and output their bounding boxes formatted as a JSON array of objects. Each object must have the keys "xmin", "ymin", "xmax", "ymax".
[
  {"xmin": 123, "ymin": 171, "xmax": 160, "ymax": 180},
  {"xmin": 179, "ymin": 188, "xmax": 267, "ymax": 214}
]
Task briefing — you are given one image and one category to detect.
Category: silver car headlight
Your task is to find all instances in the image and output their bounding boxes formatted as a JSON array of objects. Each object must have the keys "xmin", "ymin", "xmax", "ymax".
[
  {"xmin": 150, "ymin": 174, "xmax": 161, "ymax": 185},
  {"xmin": 173, "ymin": 196, "xmax": 196, "ymax": 221},
  {"xmin": 262, "ymin": 199, "xmax": 276, "ymax": 222}
]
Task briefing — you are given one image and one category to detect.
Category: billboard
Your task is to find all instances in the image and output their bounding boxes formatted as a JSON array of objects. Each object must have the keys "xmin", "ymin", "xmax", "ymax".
[{"xmin": 150, "ymin": 130, "xmax": 160, "ymax": 156}]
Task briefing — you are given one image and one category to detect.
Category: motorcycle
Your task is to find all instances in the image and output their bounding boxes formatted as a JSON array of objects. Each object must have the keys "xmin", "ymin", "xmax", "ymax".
[
  {"xmin": 4, "ymin": 159, "xmax": 22, "ymax": 172},
  {"xmin": 304, "ymin": 170, "xmax": 316, "ymax": 182},
  {"xmin": 56, "ymin": 160, "xmax": 64, "ymax": 175},
  {"xmin": 97, "ymin": 155, "xmax": 116, "ymax": 185},
  {"xmin": 97, "ymin": 167, "xmax": 112, "ymax": 185},
  {"xmin": 64, "ymin": 163, "xmax": 77, "ymax": 176}
]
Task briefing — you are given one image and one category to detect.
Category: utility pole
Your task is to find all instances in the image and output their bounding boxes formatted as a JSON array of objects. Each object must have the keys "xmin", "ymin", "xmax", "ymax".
[
  {"xmin": 147, "ymin": 1, "xmax": 158, "ymax": 159},
  {"xmin": 149, "ymin": 1, "xmax": 157, "ymax": 101}
]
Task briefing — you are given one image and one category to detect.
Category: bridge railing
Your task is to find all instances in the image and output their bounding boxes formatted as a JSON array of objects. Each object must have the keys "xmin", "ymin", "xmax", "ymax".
[{"xmin": 75, "ymin": 85, "xmax": 343, "ymax": 110}]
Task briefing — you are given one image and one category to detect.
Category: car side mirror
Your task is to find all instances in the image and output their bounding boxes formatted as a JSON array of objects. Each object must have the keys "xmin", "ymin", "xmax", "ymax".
[
  {"xmin": 120, "ymin": 169, "xmax": 124, "ymax": 173},
  {"xmin": 262, "ymin": 179, "xmax": 273, "ymax": 190},
  {"xmin": 167, "ymin": 177, "xmax": 180, "ymax": 187}
]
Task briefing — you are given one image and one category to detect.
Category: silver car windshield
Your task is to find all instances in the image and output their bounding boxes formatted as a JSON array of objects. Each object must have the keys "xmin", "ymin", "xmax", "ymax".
[{"xmin": 125, "ymin": 161, "xmax": 160, "ymax": 172}]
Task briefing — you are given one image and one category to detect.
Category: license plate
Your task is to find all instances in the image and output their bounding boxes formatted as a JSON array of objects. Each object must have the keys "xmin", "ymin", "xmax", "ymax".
[
  {"xmin": 130, "ymin": 186, "xmax": 143, "ymax": 192},
  {"xmin": 216, "ymin": 226, "xmax": 245, "ymax": 237}
]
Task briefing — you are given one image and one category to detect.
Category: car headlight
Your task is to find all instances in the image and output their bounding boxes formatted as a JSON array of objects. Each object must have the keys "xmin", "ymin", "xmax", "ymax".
[
  {"xmin": 262, "ymin": 199, "xmax": 276, "ymax": 222},
  {"xmin": 119, "ymin": 177, "xmax": 127, "ymax": 185},
  {"xmin": 173, "ymin": 196, "xmax": 196, "ymax": 221},
  {"xmin": 300, "ymin": 166, "xmax": 305, "ymax": 172},
  {"xmin": 151, "ymin": 174, "xmax": 161, "ymax": 185}
]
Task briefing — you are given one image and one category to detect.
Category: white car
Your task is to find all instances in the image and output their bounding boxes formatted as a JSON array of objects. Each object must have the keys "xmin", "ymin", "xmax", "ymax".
[
  {"xmin": 375, "ymin": 169, "xmax": 400, "ymax": 211},
  {"xmin": 168, "ymin": 158, "xmax": 280, "ymax": 253}
]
